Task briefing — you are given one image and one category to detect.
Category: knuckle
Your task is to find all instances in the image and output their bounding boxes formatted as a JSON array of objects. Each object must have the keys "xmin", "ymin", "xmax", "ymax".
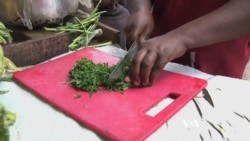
[{"xmin": 141, "ymin": 59, "xmax": 154, "ymax": 71}]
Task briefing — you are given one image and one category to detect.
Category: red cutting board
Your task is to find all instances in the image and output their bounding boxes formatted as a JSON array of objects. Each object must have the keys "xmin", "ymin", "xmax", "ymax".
[{"xmin": 13, "ymin": 48, "xmax": 207, "ymax": 141}]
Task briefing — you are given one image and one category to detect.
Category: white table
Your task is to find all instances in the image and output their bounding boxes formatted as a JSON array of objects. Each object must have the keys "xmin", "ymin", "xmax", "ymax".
[{"xmin": 1, "ymin": 46, "xmax": 250, "ymax": 141}]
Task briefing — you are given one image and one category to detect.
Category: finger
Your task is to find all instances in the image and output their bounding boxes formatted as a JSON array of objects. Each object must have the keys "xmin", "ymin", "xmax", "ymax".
[
  {"xmin": 145, "ymin": 24, "xmax": 154, "ymax": 39},
  {"xmin": 128, "ymin": 31, "xmax": 142, "ymax": 46},
  {"xmin": 149, "ymin": 57, "xmax": 167, "ymax": 85},
  {"xmin": 125, "ymin": 22, "xmax": 147, "ymax": 46},
  {"xmin": 130, "ymin": 47, "xmax": 148, "ymax": 86},
  {"xmin": 139, "ymin": 25, "xmax": 153, "ymax": 43},
  {"xmin": 124, "ymin": 24, "xmax": 134, "ymax": 44},
  {"xmin": 140, "ymin": 50, "xmax": 157, "ymax": 86},
  {"xmin": 124, "ymin": 24, "xmax": 140, "ymax": 45},
  {"xmin": 124, "ymin": 76, "xmax": 131, "ymax": 83}
]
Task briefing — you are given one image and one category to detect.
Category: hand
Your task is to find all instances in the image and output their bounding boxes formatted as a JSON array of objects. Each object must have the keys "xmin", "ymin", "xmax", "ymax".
[
  {"xmin": 126, "ymin": 33, "xmax": 188, "ymax": 86},
  {"xmin": 124, "ymin": 8, "xmax": 154, "ymax": 45}
]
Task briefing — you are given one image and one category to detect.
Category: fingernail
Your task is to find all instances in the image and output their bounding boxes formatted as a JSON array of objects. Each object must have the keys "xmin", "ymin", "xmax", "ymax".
[
  {"xmin": 148, "ymin": 82, "xmax": 153, "ymax": 86},
  {"xmin": 124, "ymin": 76, "xmax": 131, "ymax": 83},
  {"xmin": 133, "ymin": 81, "xmax": 139, "ymax": 86},
  {"xmin": 142, "ymin": 82, "xmax": 148, "ymax": 86}
]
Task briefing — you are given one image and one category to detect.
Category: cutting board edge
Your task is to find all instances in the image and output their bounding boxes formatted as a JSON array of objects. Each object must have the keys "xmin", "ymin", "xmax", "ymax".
[{"xmin": 12, "ymin": 48, "xmax": 209, "ymax": 141}]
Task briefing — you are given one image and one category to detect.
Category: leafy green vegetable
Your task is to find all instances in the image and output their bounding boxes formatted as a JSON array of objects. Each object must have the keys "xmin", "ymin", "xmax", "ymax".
[
  {"xmin": 0, "ymin": 21, "xmax": 18, "ymax": 78},
  {"xmin": 0, "ymin": 103, "xmax": 17, "ymax": 141},
  {"xmin": 44, "ymin": 0, "xmax": 105, "ymax": 51},
  {"xmin": 69, "ymin": 58, "xmax": 131, "ymax": 95},
  {"xmin": 0, "ymin": 46, "xmax": 19, "ymax": 78},
  {"xmin": 0, "ymin": 21, "xmax": 19, "ymax": 95},
  {"xmin": 0, "ymin": 21, "xmax": 12, "ymax": 45},
  {"xmin": 0, "ymin": 91, "xmax": 9, "ymax": 95}
]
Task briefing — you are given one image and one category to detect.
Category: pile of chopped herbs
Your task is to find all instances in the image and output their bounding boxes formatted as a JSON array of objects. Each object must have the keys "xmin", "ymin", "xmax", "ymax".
[
  {"xmin": 68, "ymin": 58, "xmax": 131, "ymax": 95},
  {"xmin": 44, "ymin": 0, "xmax": 106, "ymax": 51}
]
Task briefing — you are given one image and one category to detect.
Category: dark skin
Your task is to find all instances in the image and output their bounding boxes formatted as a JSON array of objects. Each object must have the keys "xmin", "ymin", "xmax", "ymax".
[{"xmin": 124, "ymin": 0, "xmax": 250, "ymax": 87}]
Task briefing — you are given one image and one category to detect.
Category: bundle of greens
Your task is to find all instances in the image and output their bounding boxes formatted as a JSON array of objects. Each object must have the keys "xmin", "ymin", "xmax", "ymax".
[
  {"xmin": 69, "ymin": 58, "xmax": 131, "ymax": 95},
  {"xmin": 44, "ymin": 0, "xmax": 105, "ymax": 51},
  {"xmin": 0, "ymin": 22, "xmax": 12, "ymax": 45},
  {"xmin": 0, "ymin": 103, "xmax": 17, "ymax": 141},
  {"xmin": 0, "ymin": 21, "xmax": 19, "ymax": 93},
  {"xmin": 0, "ymin": 23, "xmax": 18, "ymax": 74},
  {"xmin": 0, "ymin": 47, "xmax": 19, "ymax": 79}
]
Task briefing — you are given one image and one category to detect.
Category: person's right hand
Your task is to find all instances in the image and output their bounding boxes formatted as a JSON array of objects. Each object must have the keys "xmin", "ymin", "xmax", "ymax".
[{"xmin": 124, "ymin": 8, "xmax": 154, "ymax": 45}]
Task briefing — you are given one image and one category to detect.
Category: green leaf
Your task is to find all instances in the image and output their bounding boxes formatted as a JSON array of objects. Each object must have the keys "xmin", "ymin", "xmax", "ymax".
[{"xmin": 68, "ymin": 58, "xmax": 131, "ymax": 95}]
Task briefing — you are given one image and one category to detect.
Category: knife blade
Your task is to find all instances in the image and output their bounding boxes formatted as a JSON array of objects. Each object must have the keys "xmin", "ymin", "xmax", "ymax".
[
  {"xmin": 109, "ymin": 40, "xmax": 139, "ymax": 81},
  {"xmin": 202, "ymin": 88, "xmax": 214, "ymax": 108}
]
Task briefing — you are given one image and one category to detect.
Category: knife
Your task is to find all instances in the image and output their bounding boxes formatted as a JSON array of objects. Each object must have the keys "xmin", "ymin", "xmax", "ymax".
[
  {"xmin": 202, "ymin": 88, "xmax": 214, "ymax": 108},
  {"xmin": 108, "ymin": 40, "xmax": 139, "ymax": 81}
]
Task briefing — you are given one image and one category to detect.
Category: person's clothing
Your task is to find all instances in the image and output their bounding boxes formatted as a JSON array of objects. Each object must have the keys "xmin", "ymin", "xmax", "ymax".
[
  {"xmin": 151, "ymin": 0, "xmax": 250, "ymax": 79},
  {"xmin": 99, "ymin": 4, "xmax": 130, "ymax": 49},
  {"xmin": 118, "ymin": 0, "xmax": 127, "ymax": 7}
]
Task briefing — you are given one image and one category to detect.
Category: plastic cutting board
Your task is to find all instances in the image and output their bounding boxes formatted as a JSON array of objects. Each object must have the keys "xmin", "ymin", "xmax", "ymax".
[{"xmin": 13, "ymin": 48, "xmax": 207, "ymax": 141}]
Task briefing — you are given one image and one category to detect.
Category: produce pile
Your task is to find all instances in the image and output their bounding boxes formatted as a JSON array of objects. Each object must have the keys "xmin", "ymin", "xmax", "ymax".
[
  {"xmin": 69, "ymin": 58, "xmax": 131, "ymax": 95},
  {"xmin": 0, "ymin": 22, "xmax": 19, "ymax": 78},
  {"xmin": 0, "ymin": 22, "xmax": 17, "ymax": 141},
  {"xmin": 0, "ymin": 47, "xmax": 18, "ymax": 79},
  {"xmin": 0, "ymin": 22, "xmax": 12, "ymax": 45},
  {"xmin": 0, "ymin": 21, "xmax": 20, "ymax": 95},
  {"xmin": 0, "ymin": 103, "xmax": 16, "ymax": 141}
]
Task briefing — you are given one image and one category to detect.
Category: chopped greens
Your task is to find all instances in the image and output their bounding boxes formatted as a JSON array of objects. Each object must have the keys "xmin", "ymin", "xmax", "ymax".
[{"xmin": 69, "ymin": 58, "xmax": 131, "ymax": 95}]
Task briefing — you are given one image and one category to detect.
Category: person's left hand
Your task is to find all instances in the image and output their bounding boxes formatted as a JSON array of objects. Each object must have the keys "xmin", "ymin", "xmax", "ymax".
[{"xmin": 125, "ymin": 33, "xmax": 188, "ymax": 86}]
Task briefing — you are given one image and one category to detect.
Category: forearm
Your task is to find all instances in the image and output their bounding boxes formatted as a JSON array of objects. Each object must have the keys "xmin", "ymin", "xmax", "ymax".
[{"xmin": 174, "ymin": 0, "xmax": 250, "ymax": 49}]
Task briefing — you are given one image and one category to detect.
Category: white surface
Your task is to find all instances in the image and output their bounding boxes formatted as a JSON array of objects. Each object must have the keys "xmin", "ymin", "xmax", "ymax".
[
  {"xmin": 147, "ymin": 76, "xmax": 250, "ymax": 141},
  {"xmin": 1, "ymin": 46, "xmax": 250, "ymax": 141}
]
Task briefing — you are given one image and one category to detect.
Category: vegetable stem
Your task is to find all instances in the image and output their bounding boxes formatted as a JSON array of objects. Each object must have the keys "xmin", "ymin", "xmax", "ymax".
[{"xmin": 44, "ymin": 0, "xmax": 106, "ymax": 51}]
